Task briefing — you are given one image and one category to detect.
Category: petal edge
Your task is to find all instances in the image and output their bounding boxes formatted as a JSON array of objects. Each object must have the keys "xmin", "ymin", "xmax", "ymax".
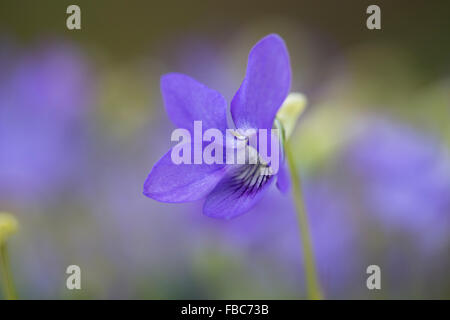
[
  {"xmin": 231, "ymin": 34, "xmax": 291, "ymax": 130},
  {"xmin": 161, "ymin": 73, "xmax": 228, "ymax": 132}
]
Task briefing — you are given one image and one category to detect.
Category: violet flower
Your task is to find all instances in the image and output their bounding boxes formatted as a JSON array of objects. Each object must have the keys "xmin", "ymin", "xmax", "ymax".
[
  {"xmin": 145, "ymin": 34, "xmax": 323, "ymax": 299},
  {"xmin": 143, "ymin": 34, "xmax": 295, "ymax": 219}
]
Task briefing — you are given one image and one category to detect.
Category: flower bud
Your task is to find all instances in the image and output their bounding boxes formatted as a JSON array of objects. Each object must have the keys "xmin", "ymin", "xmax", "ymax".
[{"xmin": 276, "ymin": 92, "xmax": 307, "ymax": 139}]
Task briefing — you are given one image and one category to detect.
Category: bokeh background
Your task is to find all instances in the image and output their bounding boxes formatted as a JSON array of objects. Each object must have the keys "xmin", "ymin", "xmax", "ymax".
[{"xmin": 0, "ymin": 0, "xmax": 449, "ymax": 299}]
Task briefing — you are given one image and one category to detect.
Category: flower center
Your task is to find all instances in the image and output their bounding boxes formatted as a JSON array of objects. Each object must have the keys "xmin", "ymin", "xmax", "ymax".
[{"xmin": 229, "ymin": 163, "xmax": 272, "ymax": 198}]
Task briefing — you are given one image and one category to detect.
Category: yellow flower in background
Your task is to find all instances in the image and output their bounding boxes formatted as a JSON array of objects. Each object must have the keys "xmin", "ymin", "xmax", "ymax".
[{"xmin": 0, "ymin": 213, "xmax": 18, "ymax": 244}]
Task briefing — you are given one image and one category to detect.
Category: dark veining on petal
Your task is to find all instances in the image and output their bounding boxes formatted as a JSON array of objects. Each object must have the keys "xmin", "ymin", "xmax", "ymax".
[{"xmin": 228, "ymin": 163, "xmax": 271, "ymax": 199}]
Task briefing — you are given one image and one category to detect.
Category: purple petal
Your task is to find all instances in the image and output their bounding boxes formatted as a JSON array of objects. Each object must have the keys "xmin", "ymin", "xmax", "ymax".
[
  {"xmin": 203, "ymin": 165, "xmax": 275, "ymax": 219},
  {"xmin": 231, "ymin": 34, "xmax": 291, "ymax": 130},
  {"xmin": 161, "ymin": 73, "xmax": 228, "ymax": 132},
  {"xmin": 143, "ymin": 145, "xmax": 227, "ymax": 203},
  {"xmin": 276, "ymin": 161, "xmax": 291, "ymax": 193}
]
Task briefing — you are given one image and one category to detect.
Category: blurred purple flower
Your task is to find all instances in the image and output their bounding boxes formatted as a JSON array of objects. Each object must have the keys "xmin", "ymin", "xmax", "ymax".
[
  {"xmin": 144, "ymin": 34, "xmax": 292, "ymax": 219},
  {"xmin": 83, "ymin": 118, "xmax": 207, "ymax": 297},
  {"xmin": 190, "ymin": 180, "xmax": 361, "ymax": 296},
  {"xmin": 0, "ymin": 42, "xmax": 94, "ymax": 205},
  {"xmin": 348, "ymin": 119, "xmax": 450, "ymax": 249}
]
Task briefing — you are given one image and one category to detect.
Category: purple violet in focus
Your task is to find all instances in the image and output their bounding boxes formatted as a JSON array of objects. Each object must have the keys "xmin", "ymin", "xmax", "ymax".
[{"xmin": 143, "ymin": 34, "xmax": 293, "ymax": 219}]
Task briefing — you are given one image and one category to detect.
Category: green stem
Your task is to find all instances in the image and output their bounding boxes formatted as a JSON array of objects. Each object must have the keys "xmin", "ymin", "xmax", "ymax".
[
  {"xmin": 0, "ymin": 242, "xmax": 17, "ymax": 300},
  {"xmin": 285, "ymin": 140, "xmax": 323, "ymax": 300}
]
